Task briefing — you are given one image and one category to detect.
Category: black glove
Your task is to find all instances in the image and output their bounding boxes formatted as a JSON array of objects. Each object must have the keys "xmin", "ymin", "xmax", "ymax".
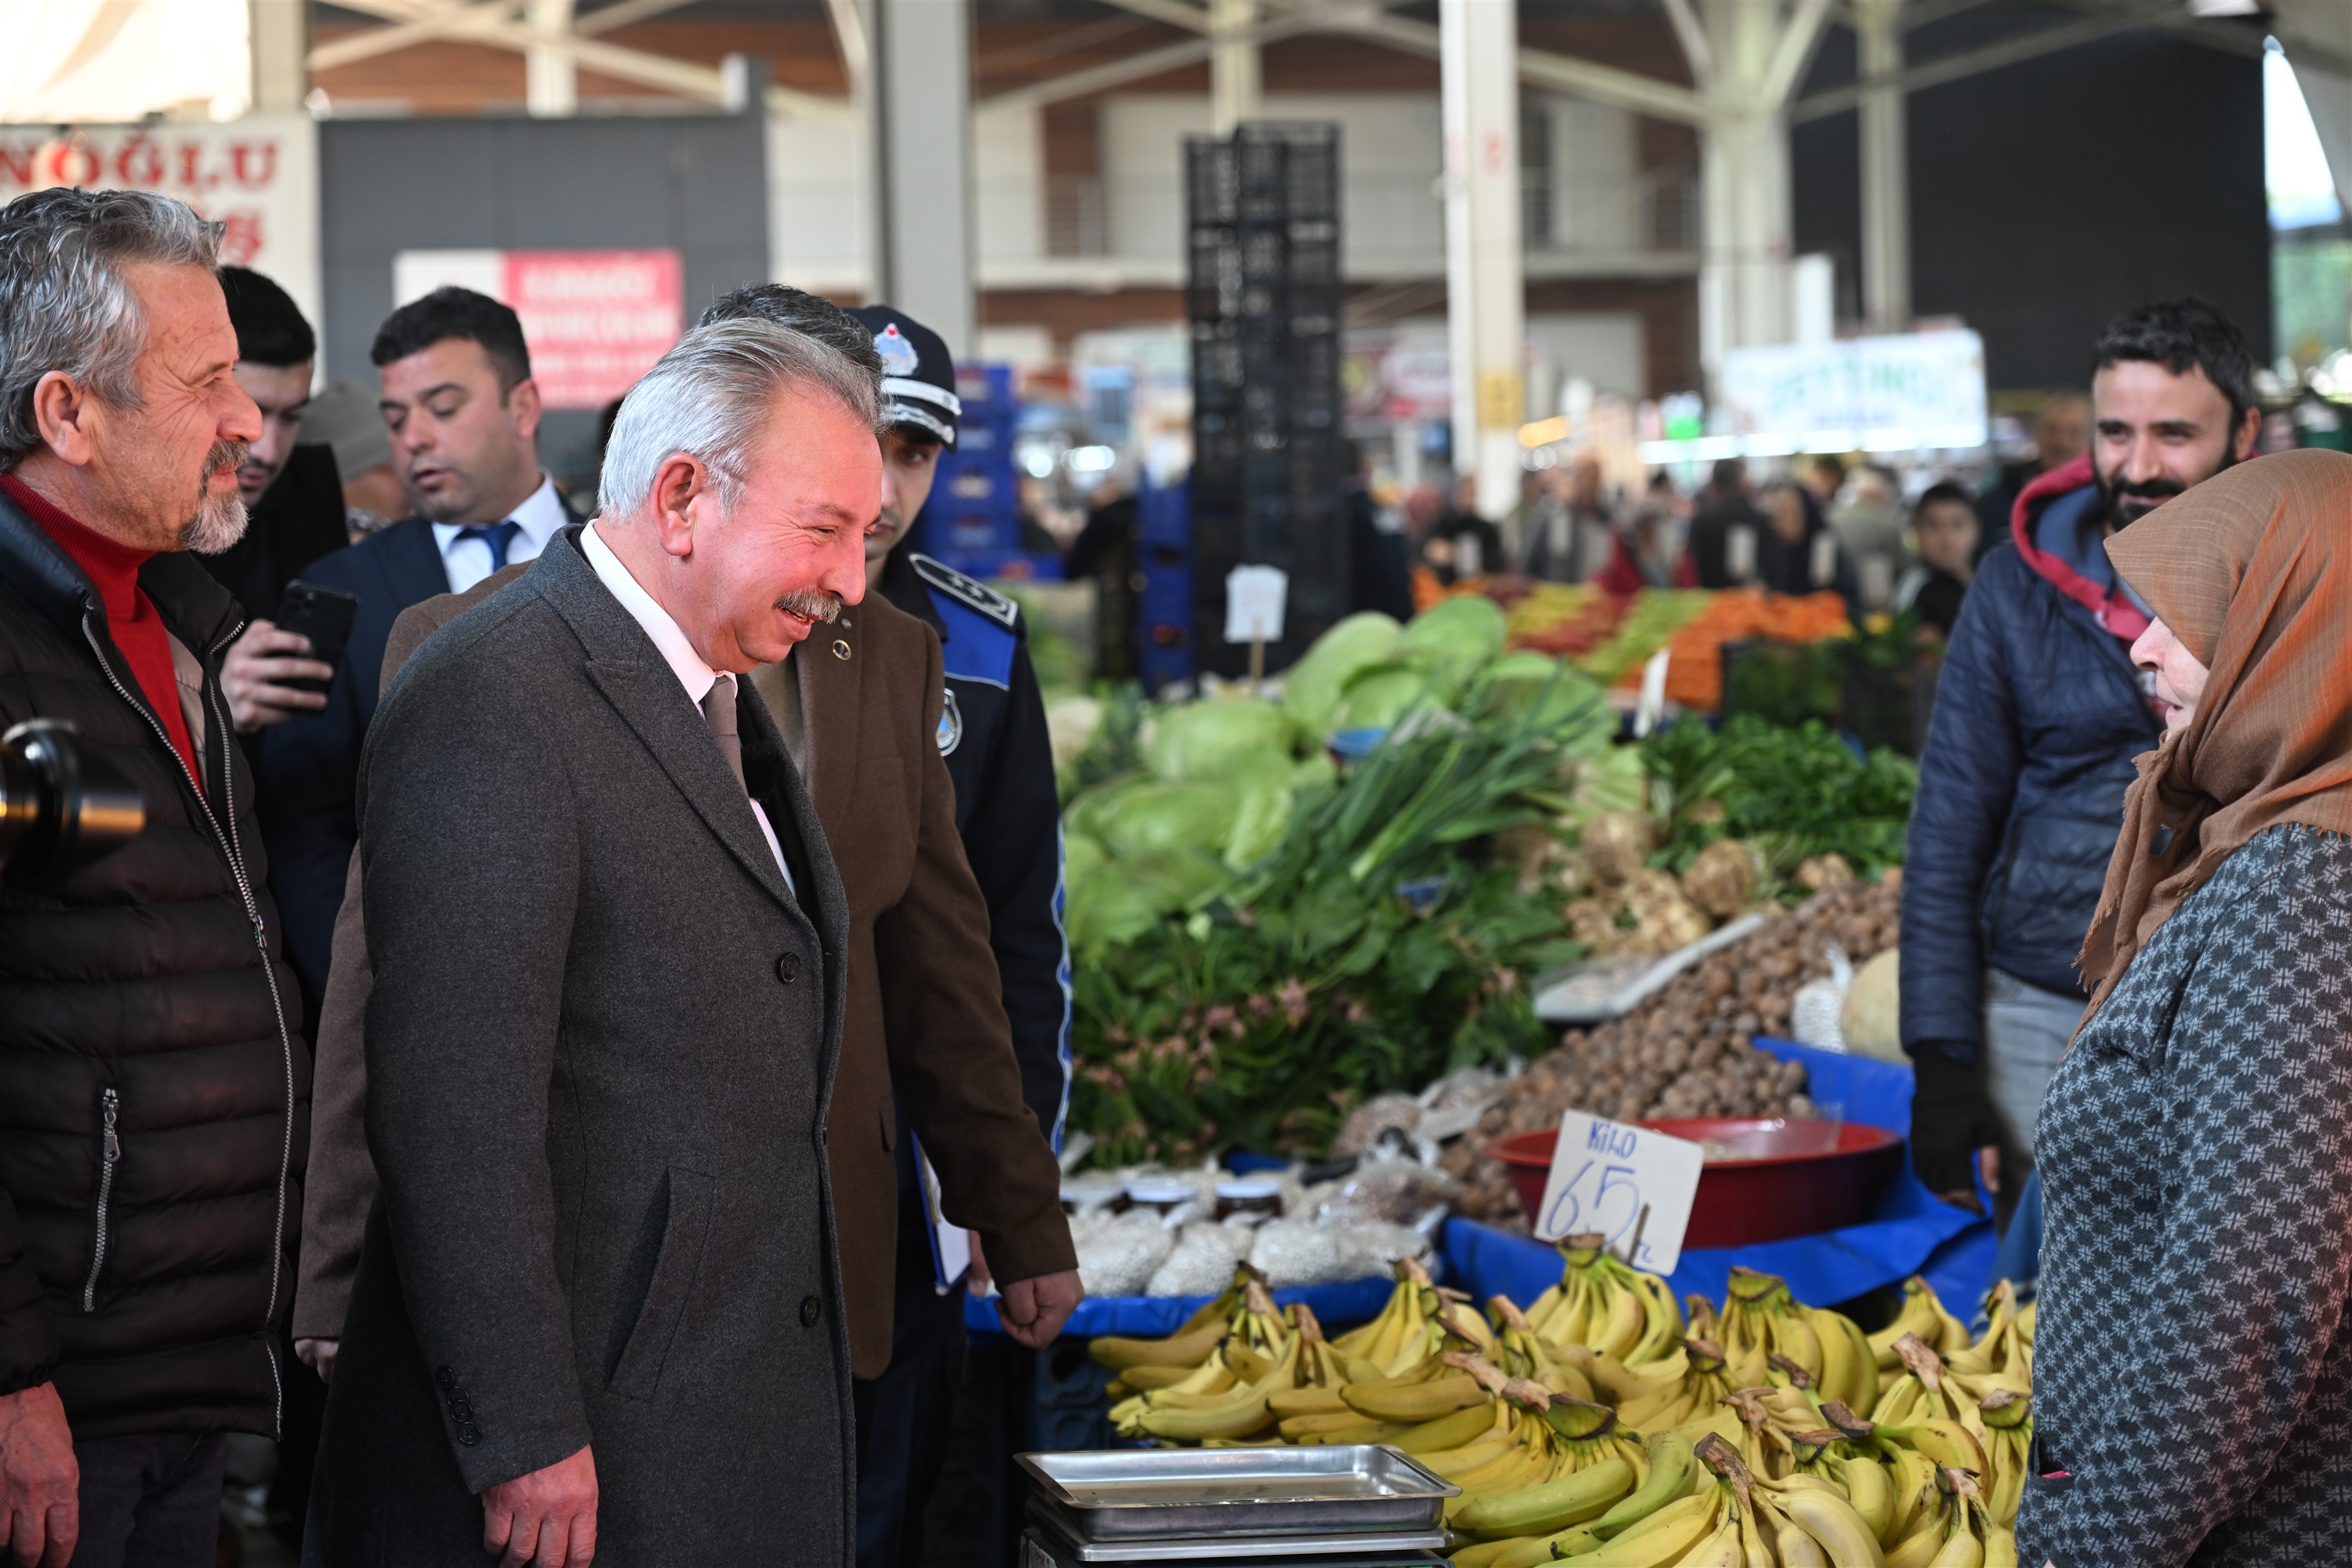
[{"xmin": 1907, "ymin": 1044, "xmax": 2002, "ymax": 1210}]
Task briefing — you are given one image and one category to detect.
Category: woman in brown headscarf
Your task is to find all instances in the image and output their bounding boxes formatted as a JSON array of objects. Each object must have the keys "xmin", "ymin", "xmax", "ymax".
[{"xmin": 2018, "ymin": 448, "xmax": 2352, "ymax": 1568}]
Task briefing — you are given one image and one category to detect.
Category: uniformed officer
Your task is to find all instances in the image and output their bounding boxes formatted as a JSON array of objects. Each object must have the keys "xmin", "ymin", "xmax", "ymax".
[{"xmin": 844, "ymin": 303, "xmax": 1073, "ymax": 1568}]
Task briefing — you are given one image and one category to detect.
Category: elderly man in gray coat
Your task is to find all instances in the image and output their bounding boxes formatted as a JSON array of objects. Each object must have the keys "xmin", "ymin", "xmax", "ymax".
[{"xmin": 310, "ymin": 318, "xmax": 884, "ymax": 1566}]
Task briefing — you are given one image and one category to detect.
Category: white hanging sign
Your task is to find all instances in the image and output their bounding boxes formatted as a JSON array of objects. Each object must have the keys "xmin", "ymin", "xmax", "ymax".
[
  {"xmin": 1224, "ymin": 564, "xmax": 1289, "ymax": 644},
  {"xmin": 1534, "ymin": 1110, "xmax": 1706, "ymax": 1274}
]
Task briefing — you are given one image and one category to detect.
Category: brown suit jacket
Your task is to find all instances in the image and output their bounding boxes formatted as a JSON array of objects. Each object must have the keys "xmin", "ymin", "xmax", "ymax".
[{"xmin": 294, "ymin": 557, "xmax": 1073, "ymax": 1377}]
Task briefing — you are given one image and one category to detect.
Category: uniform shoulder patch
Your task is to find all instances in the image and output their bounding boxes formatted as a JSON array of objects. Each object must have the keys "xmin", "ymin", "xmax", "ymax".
[{"xmin": 909, "ymin": 552, "xmax": 1022, "ymax": 631}]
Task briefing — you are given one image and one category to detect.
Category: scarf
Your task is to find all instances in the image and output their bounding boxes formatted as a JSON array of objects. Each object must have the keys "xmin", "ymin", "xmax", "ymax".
[{"xmin": 2077, "ymin": 447, "xmax": 2352, "ymax": 1020}]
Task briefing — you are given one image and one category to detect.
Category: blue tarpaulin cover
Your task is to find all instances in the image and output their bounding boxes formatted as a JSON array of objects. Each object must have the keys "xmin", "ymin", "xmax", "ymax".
[{"xmin": 971, "ymin": 1040, "xmax": 1998, "ymax": 1339}]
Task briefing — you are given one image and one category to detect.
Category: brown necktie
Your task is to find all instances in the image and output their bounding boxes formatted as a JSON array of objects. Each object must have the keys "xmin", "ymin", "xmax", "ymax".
[{"xmin": 702, "ymin": 673, "xmax": 746, "ymax": 792}]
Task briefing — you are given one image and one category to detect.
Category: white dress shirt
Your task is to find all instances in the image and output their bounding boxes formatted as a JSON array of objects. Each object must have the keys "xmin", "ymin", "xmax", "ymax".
[
  {"xmin": 580, "ymin": 521, "xmax": 796, "ymax": 895},
  {"xmin": 433, "ymin": 474, "xmax": 569, "ymax": 593}
]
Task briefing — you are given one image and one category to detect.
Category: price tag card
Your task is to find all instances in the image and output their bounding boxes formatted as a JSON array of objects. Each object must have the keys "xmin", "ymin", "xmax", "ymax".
[
  {"xmin": 1534, "ymin": 1111, "xmax": 1705, "ymax": 1274},
  {"xmin": 1224, "ymin": 564, "xmax": 1289, "ymax": 644}
]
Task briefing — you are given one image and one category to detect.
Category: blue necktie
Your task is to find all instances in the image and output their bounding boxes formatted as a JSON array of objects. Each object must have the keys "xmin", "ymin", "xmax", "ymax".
[{"xmin": 456, "ymin": 520, "xmax": 523, "ymax": 572}]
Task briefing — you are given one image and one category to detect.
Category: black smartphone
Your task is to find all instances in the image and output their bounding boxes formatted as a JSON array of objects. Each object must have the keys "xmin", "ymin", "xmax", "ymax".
[{"xmin": 274, "ymin": 579, "xmax": 361, "ymax": 694}]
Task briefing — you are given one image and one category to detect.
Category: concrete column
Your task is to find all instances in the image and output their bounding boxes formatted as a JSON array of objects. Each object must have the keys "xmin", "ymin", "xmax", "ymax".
[
  {"xmin": 1697, "ymin": 0, "xmax": 1793, "ymax": 386},
  {"xmin": 867, "ymin": 0, "xmax": 977, "ymax": 354},
  {"xmin": 1856, "ymin": 0, "xmax": 1909, "ymax": 328},
  {"xmin": 1439, "ymin": 0, "xmax": 1525, "ymax": 524},
  {"xmin": 249, "ymin": 0, "xmax": 307, "ymax": 114},
  {"xmin": 1210, "ymin": 0, "xmax": 1262, "ymax": 135},
  {"xmin": 527, "ymin": 0, "xmax": 579, "ymax": 118}
]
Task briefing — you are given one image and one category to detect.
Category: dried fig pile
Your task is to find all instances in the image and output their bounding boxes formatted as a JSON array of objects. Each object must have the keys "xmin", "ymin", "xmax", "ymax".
[{"xmin": 1443, "ymin": 873, "xmax": 1902, "ymax": 1227}]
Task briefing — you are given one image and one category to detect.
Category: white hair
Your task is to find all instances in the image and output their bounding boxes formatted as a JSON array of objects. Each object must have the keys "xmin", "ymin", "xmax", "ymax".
[
  {"xmin": 597, "ymin": 316, "xmax": 883, "ymax": 520},
  {"xmin": 0, "ymin": 188, "xmax": 223, "ymax": 466}
]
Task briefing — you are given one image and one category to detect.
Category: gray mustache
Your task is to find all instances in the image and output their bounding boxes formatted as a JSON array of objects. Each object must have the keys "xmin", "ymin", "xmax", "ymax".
[{"xmin": 776, "ymin": 590, "xmax": 844, "ymax": 623}]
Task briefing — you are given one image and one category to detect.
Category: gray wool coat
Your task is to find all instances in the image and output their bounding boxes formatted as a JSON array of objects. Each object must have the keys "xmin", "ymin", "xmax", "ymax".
[{"xmin": 309, "ymin": 529, "xmax": 855, "ymax": 1565}]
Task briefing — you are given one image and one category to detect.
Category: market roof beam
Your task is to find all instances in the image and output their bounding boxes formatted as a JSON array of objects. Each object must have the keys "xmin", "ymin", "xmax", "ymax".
[
  {"xmin": 975, "ymin": 0, "xmax": 1355, "ymax": 112},
  {"xmin": 1338, "ymin": 13, "xmax": 1711, "ymax": 126},
  {"xmin": 314, "ymin": 0, "xmax": 852, "ymax": 118},
  {"xmin": 1094, "ymin": 0, "xmax": 1214, "ymax": 35},
  {"xmin": 1790, "ymin": 2, "xmax": 2170, "ymax": 122}
]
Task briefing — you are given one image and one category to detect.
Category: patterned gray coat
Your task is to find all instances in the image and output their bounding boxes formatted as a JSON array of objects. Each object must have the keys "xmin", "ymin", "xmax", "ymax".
[{"xmin": 2020, "ymin": 823, "xmax": 2352, "ymax": 1566}]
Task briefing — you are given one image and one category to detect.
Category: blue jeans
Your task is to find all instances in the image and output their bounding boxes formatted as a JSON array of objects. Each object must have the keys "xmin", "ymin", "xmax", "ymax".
[
  {"xmin": 1984, "ymin": 966, "xmax": 2084, "ymax": 1234},
  {"xmin": 67, "ymin": 1432, "xmax": 225, "ymax": 1568}
]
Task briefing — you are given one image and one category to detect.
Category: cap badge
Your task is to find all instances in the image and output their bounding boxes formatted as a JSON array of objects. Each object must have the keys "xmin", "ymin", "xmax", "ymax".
[{"xmin": 875, "ymin": 323, "xmax": 921, "ymax": 376}]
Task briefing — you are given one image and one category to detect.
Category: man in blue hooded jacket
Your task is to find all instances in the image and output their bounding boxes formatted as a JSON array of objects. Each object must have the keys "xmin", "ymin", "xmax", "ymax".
[{"xmin": 1901, "ymin": 298, "xmax": 2259, "ymax": 1227}]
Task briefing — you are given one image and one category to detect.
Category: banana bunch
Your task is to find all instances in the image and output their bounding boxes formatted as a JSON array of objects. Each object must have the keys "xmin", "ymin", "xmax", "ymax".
[
  {"xmin": 1527, "ymin": 1236, "xmax": 1686, "ymax": 1365},
  {"xmin": 1944, "ymin": 1281, "xmax": 2031, "ymax": 1381},
  {"xmin": 1885, "ymin": 1465, "xmax": 2006, "ymax": 1568},
  {"xmin": 1605, "ymin": 1336, "xmax": 1737, "ymax": 1434},
  {"xmin": 1328, "ymin": 1257, "xmax": 1450, "ymax": 1377},
  {"xmin": 1109, "ymin": 1279, "xmax": 1303, "ymax": 1443},
  {"xmin": 1865, "ymin": 1277, "xmax": 1972, "ymax": 1372},
  {"xmin": 1091, "ymin": 1269, "xmax": 1257, "ymax": 1386},
  {"xmin": 1450, "ymin": 1428, "xmax": 1700, "ymax": 1568},
  {"xmin": 1488, "ymin": 1298, "xmax": 1602, "ymax": 1404},
  {"xmin": 1713, "ymin": 1269, "xmax": 1879, "ymax": 1417}
]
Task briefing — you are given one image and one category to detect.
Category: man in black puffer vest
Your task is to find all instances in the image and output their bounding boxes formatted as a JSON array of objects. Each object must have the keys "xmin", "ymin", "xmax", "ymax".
[{"xmin": 0, "ymin": 188, "xmax": 307, "ymax": 1568}]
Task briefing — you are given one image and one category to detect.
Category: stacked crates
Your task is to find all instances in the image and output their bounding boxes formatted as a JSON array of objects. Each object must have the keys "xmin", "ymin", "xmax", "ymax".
[
  {"xmin": 1184, "ymin": 122, "xmax": 1348, "ymax": 677},
  {"xmin": 1136, "ymin": 474, "xmax": 1193, "ymax": 692},
  {"xmin": 915, "ymin": 364, "xmax": 1058, "ymax": 579}
]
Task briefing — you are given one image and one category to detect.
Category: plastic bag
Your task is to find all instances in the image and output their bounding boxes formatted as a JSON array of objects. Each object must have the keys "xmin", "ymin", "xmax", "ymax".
[
  {"xmin": 1247, "ymin": 1220, "xmax": 1362, "ymax": 1289},
  {"xmin": 1790, "ymin": 944, "xmax": 1852, "ymax": 1052},
  {"xmin": 1144, "ymin": 1223, "xmax": 1256, "ymax": 1298},
  {"xmin": 1074, "ymin": 1210, "xmax": 1177, "ymax": 1298},
  {"xmin": 1316, "ymin": 1148, "xmax": 1459, "ymax": 1231}
]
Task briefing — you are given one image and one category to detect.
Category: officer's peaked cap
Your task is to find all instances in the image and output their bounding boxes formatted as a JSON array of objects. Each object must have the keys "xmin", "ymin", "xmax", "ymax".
[{"xmin": 846, "ymin": 303, "xmax": 960, "ymax": 449}]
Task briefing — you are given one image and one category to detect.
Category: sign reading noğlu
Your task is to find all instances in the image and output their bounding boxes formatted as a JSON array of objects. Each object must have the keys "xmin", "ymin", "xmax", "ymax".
[
  {"xmin": 393, "ymin": 249, "xmax": 684, "ymax": 412},
  {"xmin": 0, "ymin": 119, "xmax": 321, "ymax": 361}
]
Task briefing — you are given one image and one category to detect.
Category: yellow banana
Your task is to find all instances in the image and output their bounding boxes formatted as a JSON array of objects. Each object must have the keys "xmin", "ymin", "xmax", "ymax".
[
  {"xmin": 1627, "ymin": 1276, "xmax": 1686, "ymax": 1367},
  {"xmin": 1131, "ymin": 1392, "xmax": 1277, "ymax": 1441},
  {"xmin": 1267, "ymin": 1385, "xmax": 1349, "ymax": 1417},
  {"xmin": 1773, "ymin": 1484, "xmax": 1891, "ymax": 1568},
  {"xmin": 1090, "ymin": 1309, "xmax": 1230, "ymax": 1370},
  {"xmin": 1926, "ymin": 1526, "xmax": 1983, "ymax": 1568},
  {"xmin": 1867, "ymin": 1281, "xmax": 1943, "ymax": 1372},
  {"xmin": 1569, "ymin": 1492, "xmax": 1721, "ymax": 1568},
  {"xmin": 1591, "ymin": 1280, "xmax": 1646, "ymax": 1361},
  {"xmin": 1983, "ymin": 1526, "xmax": 2017, "ymax": 1568},
  {"xmin": 1884, "ymin": 1526, "xmax": 1944, "ymax": 1568},
  {"xmin": 1417, "ymin": 1435, "xmax": 1520, "ymax": 1481},
  {"xmin": 1681, "ymin": 1513, "xmax": 1748, "ymax": 1568},
  {"xmin": 1769, "ymin": 1504, "xmax": 1833, "ymax": 1568},
  {"xmin": 1836, "ymin": 1455, "xmax": 1896, "ymax": 1545},
  {"xmin": 1457, "ymin": 1454, "xmax": 1635, "ymax": 1537},
  {"xmin": 1588, "ymin": 1431, "xmax": 1696, "ymax": 1538},
  {"xmin": 1390, "ymin": 1399, "xmax": 1503, "ymax": 1455},
  {"xmin": 1342, "ymin": 1370, "xmax": 1484, "ymax": 1423}
]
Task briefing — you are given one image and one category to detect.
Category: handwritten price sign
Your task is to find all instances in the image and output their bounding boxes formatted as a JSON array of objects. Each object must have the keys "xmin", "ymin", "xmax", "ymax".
[{"xmin": 1534, "ymin": 1112, "xmax": 1705, "ymax": 1274}]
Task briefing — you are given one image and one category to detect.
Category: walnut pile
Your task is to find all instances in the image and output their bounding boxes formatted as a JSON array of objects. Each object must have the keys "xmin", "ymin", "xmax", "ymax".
[{"xmin": 1444, "ymin": 873, "xmax": 1902, "ymax": 1229}]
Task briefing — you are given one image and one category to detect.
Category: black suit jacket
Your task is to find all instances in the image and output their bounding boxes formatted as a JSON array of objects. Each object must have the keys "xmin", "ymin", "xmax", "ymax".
[{"xmin": 259, "ymin": 503, "xmax": 579, "ymax": 1015}]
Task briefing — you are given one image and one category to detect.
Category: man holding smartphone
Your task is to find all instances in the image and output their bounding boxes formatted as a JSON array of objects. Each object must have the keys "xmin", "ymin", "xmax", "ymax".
[{"xmin": 256, "ymin": 287, "xmax": 574, "ymax": 1029}]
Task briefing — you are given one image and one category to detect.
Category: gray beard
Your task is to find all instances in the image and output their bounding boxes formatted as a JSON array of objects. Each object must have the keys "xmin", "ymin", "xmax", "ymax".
[{"xmin": 182, "ymin": 489, "xmax": 250, "ymax": 554}]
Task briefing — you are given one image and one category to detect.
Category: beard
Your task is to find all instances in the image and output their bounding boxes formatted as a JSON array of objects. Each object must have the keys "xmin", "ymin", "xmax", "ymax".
[
  {"xmin": 2098, "ymin": 441, "xmax": 2241, "ymax": 533},
  {"xmin": 777, "ymin": 587, "xmax": 844, "ymax": 624},
  {"xmin": 182, "ymin": 440, "xmax": 253, "ymax": 554}
]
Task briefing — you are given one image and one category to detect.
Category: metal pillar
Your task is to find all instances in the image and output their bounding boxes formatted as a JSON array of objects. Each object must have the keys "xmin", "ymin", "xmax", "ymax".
[
  {"xmin": 250, "ymin": 0, "xmax": 308, "ymax": 113},
  {"xmin": 867, "ymin": 0, "xmax": 977, "ymax": 355},
  {"xmin": 1698, "ymin": 0, "xmax": 1791, "ymax": 381},
  {"xmin": 1210, "ymin": 0, "xmax": 1262, "ymax": 134},
  {"xmin": 527, "ymin": 0, "xmax": 579, "ymax": 116},
  {"xmin": 1856, "ymin": 0, "xmax": 1910, "ymax": 328},
  {"xmin": 1439, "ymin": 0, "xmax": 1525, "ymax": 524}
]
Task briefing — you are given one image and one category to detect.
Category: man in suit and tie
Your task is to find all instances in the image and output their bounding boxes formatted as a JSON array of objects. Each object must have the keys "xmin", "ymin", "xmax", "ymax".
[
  {"xmin": 314, "ymin": 314, "xmax": 1070, "ymax": 1564},
  {"xmin": 255, "ymin": 285, "xmax": 574, "ymax": 1019}
]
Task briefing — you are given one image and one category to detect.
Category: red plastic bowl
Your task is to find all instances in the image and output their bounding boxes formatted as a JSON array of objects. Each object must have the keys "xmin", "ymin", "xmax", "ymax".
[{"xmin": 1488, "ymin": 1118, "xmax": 1903, "ymax": 1251}]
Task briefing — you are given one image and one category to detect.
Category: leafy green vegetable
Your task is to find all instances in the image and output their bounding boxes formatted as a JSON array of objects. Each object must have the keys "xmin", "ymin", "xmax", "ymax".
[
  {"xmin": 1069, "ymin": 662, "xmax": 1611, "ymax": 1166},
  {"xmin": 1332, "ymin": 662, "xmax": 1436, "ymax": 732},
  {"xmin": 1093, "ymin": 779, "xmax": 1242, "ymax": 860},
  {"xmin": 1280, "ymin": 612, "xmax": 1403, "ymax": 738},
  {"xmin": 1642, "ymin": 714, "xmax": 1916, "ymax": 879},
  {"xmin": 1143, "ymin": 695, "xmax": 1298, "ymax": 785}
]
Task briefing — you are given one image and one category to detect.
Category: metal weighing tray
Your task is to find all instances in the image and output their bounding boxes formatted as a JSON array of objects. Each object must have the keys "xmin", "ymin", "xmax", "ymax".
[
  {"xmin": 1020, "ymin": 1528, "xmax": 1450, "ymax": 1568},
  {"xmin": 1015, "ymin": 1446, "xmax": 1458, "ymax": 1542}
]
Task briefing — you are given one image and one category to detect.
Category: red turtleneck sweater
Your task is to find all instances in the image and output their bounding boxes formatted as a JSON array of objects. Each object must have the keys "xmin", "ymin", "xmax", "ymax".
[{"xmin": 2, "ymin": 474, "xmax": 204, "ymax": 788}]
